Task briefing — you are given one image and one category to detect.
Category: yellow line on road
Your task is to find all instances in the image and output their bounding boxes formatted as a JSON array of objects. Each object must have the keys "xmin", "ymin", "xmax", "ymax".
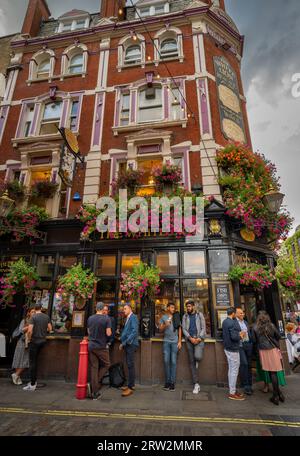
[{"xmin": 0, "ymin": 407, "xmax": 299, "ymax": 428}]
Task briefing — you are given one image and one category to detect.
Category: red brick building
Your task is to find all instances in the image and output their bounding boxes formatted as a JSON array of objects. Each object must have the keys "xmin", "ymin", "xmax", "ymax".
[{"xmin": 0, "ymin": 0, "xmax": 287, "ymax": 383}]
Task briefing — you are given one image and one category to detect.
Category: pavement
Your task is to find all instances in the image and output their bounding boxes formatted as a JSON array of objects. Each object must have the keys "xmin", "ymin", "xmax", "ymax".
[{"xmin": 0, "ymin": 372, "xmax": 300, "ymax": 436}]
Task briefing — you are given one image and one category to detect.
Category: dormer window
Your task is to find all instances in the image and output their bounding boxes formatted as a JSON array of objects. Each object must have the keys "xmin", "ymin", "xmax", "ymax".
[
  {"xmin": 135, "ymin": 2, "xmax": 169, "ymax": 18},
  {"xmin": 57, "ymin": 10, "xmax": 90, "ymax": 33}
]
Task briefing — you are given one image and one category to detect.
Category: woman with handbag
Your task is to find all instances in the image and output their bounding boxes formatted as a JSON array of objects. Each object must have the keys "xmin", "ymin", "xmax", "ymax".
[
  {"xmin": 11, "ymin": 308, "xmax": 35, "ymax": 385},
  {"xmin": 252, "ymin": 311, "xmax": 285, "ymax": 405}
]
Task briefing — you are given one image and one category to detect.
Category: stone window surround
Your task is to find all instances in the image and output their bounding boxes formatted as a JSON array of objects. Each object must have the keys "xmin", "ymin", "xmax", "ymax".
[
  {"xmin": 56, "ymin": 14, "xmax": 90, "ymax": 34},
  {"xmin": 113, "ymin": 77, "xmax": 187, "ymax": 135},
  {"xmin": 13, "ymin": 91, "xmax": 84, "ymax": 142},
  {"xmin": 117, "ymin": 33, "xmax": 146, "ymax": 72},
  {"xmin": 60, "ymin": 43, "xmax": 88, "ymax": 79},
  {"xmin": 28, "ymin": 49, "xmax": 56, "ymax": 83},
  {"xmin": 154, "ymin": 26, "xmax": 184, "ymax": 65},
  {"xmin": 109, "ymin": 133, "xmax": 191, "ymax": 194}
]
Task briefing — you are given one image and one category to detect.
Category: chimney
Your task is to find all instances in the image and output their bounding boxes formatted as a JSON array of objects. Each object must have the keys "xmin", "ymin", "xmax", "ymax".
[
  {"xmin": 21, "ymin": 0, "xmax": 51, "ymax": 38},
  {"xmin": 100, "ymin": 0, "xmax": 126, "ymax": 19}
]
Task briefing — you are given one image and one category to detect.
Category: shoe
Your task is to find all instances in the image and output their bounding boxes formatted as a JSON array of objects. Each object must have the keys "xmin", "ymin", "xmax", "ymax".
[
  {"xmin": 92, "ymin": 391, "xmax": 102, "ymax": 400},
  {"xmin": 193, "ymin": 383, "xmax": 201, "ymax": 394},
  {"xmin": 16, "ymin": 377, "xmax": 23, "ymax": 385},
  {"xmin": 244, "ymin": 388, "xmax": 252, "ymax": 396},
  {"xmin": 121, "ymin": 386, "xmax": 135, "ymax": 391},
  {"xmin": 270, "ymin": 396, "xmax": 279, "ymax": 406},
  {"xmin": 87, "ymin": 383, "xmax": 92, "ymax": 399},
  {"xmin": 278, "ymin": 392, "xmax": 285, "ymax": 403},
  {"xmin": 169, "ymin": 384, "xmax": 175, "ymax": 391},
  {"xmin": 228, "ymin": 393, "xmax": 245, "ymax": 401},
  {"xmin": 23, "ymin": 383, "xmax": 37, "ymax": 391},
  {"xmin": 11, "ymin": 373, "xmax": 18, "ymax": 385},
  {"xmin": 122, "ymin": 388, "xmax": 134, "ymax": 397},
  {"xmin": 195, "ymin": 362, "xmax": 199, "ymax": 369},
  {"xmin": 235, "ymin": 392, "xmax": 244, "ymax": 398},
  {"xmin": 163, "ymin": 383, "xmax": 170, "ymax": 391}
]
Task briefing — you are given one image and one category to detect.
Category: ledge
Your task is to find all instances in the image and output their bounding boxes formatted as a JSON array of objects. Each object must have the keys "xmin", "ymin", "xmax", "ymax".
[
  {"xmin": 12, "ymin": 134, "xmax": 62, "ymax": 146},
  {"xmin": 112, "ymin": 119, "xmax": 187, "ymax": 136}
]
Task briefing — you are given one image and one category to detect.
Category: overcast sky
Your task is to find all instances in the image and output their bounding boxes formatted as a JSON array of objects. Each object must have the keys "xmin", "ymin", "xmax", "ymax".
[{"xmin": 0, "ymin": 0, "xmax": 299, "ymax": 232}]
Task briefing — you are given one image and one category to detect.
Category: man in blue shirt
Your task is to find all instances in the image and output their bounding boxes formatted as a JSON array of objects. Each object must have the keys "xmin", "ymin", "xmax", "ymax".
[
  {"xmin": 182, "ymin": 300, "xmax": 206, "ymax": 394},
  {"xmin": 119, "ymin": 304, "xmax": 139, "ymax": 397},
  {"xmin": 159, "ymin": 302, "xmax": 182, "ymax": 391}
]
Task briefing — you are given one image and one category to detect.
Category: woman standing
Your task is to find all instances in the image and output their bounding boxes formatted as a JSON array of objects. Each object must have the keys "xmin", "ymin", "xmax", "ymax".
[
  {"xmin": 11, "ymin": 308, "xmax": 35, "ymax": 385},
  {"xmin": 253, "ymin": 311, "xmax": 285, "ymax": 406}
]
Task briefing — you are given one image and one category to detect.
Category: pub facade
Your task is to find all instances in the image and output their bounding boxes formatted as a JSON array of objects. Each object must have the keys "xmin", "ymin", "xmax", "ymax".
[{"xmin": 0, "ymin": 0, "xmax": 289, "ymax": 384}]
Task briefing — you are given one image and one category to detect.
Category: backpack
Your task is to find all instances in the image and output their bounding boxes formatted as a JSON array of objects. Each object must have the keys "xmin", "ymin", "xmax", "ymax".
[{"xmin": 109, "ymin": 363, "xmax": 126, "ymax": 388}]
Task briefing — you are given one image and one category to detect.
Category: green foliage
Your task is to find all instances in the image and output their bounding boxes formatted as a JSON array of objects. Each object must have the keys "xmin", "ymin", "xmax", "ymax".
[
  {"xmin": 56, "ymin": 263, "xmax": 98, "ymax": 304},
  {"xmin": 120, "ymin": 262, "xmax": 161, "ymax": 301},
  {"xmin": 229, "ymin": 263, "xmax": 275, "ymax": 291}
]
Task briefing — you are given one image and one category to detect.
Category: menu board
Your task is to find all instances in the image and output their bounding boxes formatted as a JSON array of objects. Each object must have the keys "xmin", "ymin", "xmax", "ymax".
[
  {"xmin": 215, "ymin": 283, "xmax": 231, "ymax": 307},
  {"xmin": 214, "ymin": 56, "xmax": 246, "ymax": 143}
]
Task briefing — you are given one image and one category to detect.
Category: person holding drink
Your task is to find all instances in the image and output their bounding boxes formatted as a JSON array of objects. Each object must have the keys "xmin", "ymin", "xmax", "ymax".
[
  {"xmin": 235, "ymin": 307, "xmax": 254, "ymax": 395},
  {"xmin": 159, "ymin": 302, "xmax": 182, "ymax": 391}
]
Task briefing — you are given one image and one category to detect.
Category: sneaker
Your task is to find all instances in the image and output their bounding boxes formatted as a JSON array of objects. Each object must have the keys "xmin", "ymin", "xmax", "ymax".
[
  {"xmin": 169, "ymin": 384, "xmax": 175, "ymax": 391},
  {"xmin": 23, "ymin": 383, "xmax": 37, "ymax": 391},
  {"xmin": 163, "ymin": 383, "xmax": 170, "ymax": 391},
  {"xmin": 11, "ymin": 373, "xmax": 18, "ymax": 385},
  {"xmin": 92, "ymin": 391, "xmax": 102, "ymax": 400},
  {"xmin": 195, "ymin": 362, "xmax": 199, "ymax": 369},
  {"xmin": 228, "ymin": 393, "xmax": 245, "ymax": 401},
  {"xmin": 244, "ymin": 387, "xmax": 252, "ymax": 396},
  {"xmin": 235, "ymin": 392, "xmax": 245, "ymax": 399},
  {"xmin": 87, "ymin": 383, "xmax": 92, "ymax": 399},
  {"xmin": 16, "ymin": 377, "xmax": 23, "ymax": 386},
  {"xmin": 193, "ymin": 383, "xmax": 201, "ymax": 394}
]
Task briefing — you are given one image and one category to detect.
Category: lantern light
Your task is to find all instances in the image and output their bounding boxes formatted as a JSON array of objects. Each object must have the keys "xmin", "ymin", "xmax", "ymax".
[
  {"xmin": 262, "ymin": 188, "xmax": 285, "ymax": 213},
  {"xmin": 0, "ymin": 190, "xmax": 15, "ymax": 217}
]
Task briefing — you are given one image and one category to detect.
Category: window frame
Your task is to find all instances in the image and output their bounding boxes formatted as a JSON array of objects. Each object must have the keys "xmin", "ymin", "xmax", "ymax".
[
  {"xmin": 124, "ymin": 44, "xmax": 142, "ymax": 65},
  {"xmin": 39, "ymin": 100, "xmax": 63, "ymax": 136},
  {"xmin": 160, "ymin": 38, "xmax": 179, "ymax": 59},
  {"xmin": 68, "ymin": 53, "xmax": 84, "ymax": 75},
  {"xmin": 137, "ymin": 85, "xmax": 163, "ymax": 124}
]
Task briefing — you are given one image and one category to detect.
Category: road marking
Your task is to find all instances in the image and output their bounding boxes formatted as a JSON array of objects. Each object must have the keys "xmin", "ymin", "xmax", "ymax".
[{"xmin": 0, "ymin": 407, "xmax": 299, "ymax": 428}]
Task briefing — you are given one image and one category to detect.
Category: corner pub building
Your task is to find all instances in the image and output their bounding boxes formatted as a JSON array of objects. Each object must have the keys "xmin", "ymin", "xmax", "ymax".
[{"xmin": 0, "ymin": 0, "xmax": 289, "ymax": 384}]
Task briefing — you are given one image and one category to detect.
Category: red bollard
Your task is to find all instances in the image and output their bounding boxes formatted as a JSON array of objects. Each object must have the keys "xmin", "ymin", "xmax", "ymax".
[{"xmin": 76, "ymin": 338, "xmax": 89, "ymax": 400}]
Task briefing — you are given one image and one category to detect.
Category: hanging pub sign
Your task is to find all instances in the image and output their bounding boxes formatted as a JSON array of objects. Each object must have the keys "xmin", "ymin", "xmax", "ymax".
[
  {"xmin": 58, "ymin": 128, "xmax": 84, "ymax": 187},
  {"xmin": 214, "ymin": 56, "xmax": 246, "ymax": 144}
]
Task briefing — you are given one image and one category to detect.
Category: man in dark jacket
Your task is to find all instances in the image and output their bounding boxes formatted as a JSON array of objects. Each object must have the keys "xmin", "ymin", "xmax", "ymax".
[
  {"xmin": 236, "ymin": 307, "xmax": 253, "ymax": 395},
  {"xmin": 222, "ymin": 307, "xmax": 245, "ymax": 401}
]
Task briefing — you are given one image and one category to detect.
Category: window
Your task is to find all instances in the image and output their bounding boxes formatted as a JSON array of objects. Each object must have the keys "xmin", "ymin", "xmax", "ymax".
[
  {"xmin": 160, "ymin": 38, "xmax": 178, "ymax": 59},
  {"xmin": 183, "ymin": 251, "xmax": 206, "ymax": 275},
  {"xmin": 155, "ymin": 5, "xmax": 165, "ymax": 14},
  {"xmin": 58, "ymin": 18, "xmax": 89, "ymax": 33},
  {"xmin": 157, "ymin": 251, "xmax": 178, "ymax": 275},
  {"xmin": 137, "ymin": 158, "xmax": 162, "ymax": 194},
  {"xmin": 138, "ymin": 86, "xmax": 162, "ymax": 123},
  {"xmin": 170, "ymin": 87, "xmax": 181, "ymax": 120},
  {"xmin": 140, "ymin": 7, "xmax": 150, "ymax": 17},
  {"xmin": 34, "ymin": 255, "xmax": 55, "ymax": 311},
  {"xmin": 70, "ymin": 100, "xmax": 79, "ymax": 131},
  {"xmin": 62, "ymin": 22, "xmax": 72, "ymax": 32},
  {"xmin": 74, "ymin": 20, "xmax": 86, "ymax": 29},
  {"xmin": 37, "ymin": 58, "xmax": 50, "ymax": 79},
  {"xmin": 96, "ymin": 279, "xmax": 117, "ymax": 316},
  {"xmin": 121, "ymin": 253, "xmax": 141, "ymax": 273},
  {"xmin": 124, "ymin": 45, "xmax": 141, "ymax": 65},
  {"xmin": 97, "ymin": 255, "xmax": 117, "ymax": 276},
  {"xmin": 40, "ymin": 101, "xmax": 62, "ymax": 135},
  {"xmin": 23, "ymin": 105, "xmax": 35, "ymax": 137},
  {"xmin": 120, "ymin": 93, "xmax": 130, "ymax": 126},
  {"xmin": 69, "ymin": 53, "xmax": 84, "ymax": 74}
]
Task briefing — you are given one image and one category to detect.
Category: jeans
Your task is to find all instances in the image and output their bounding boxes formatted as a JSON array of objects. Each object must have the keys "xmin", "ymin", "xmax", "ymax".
[
  {"xmin": 163, "ymin": 341, "xmax": 178, "ymax": 385},
  {"xmin": 224, "ymin": 349, "xmax": 240, "ymax": 395},
  {"xmin": 29, "ymin": 341, "xmax": 46, "ymax": 386},
  {"xmin": 239, "ymin": 343, "xmax": 253, "ymax": 389},
  {"xmin": 186, "ymin": 340, "xmax": 205, "ymax": 384},
  {"xmin": 125, "ymin": 344, "xmax": 137, "ymax": 389},
  {"xmin": 89, "ymin": 348, "xmax": 110, "ymax": 394}
]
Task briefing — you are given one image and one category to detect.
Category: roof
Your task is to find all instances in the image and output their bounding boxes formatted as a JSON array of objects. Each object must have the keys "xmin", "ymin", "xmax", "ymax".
[{"xmin": 58, "ymin": 9, "xmax": 89, "ymax": 19}]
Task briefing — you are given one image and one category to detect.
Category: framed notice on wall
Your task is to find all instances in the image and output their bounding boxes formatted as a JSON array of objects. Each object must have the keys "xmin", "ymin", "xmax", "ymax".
[
  {"xmin": 72, "ymin": 311, "xmax": 85, "ymax": 328},
  {"xmin": 215, "ymin": 283, "xmax": 231, "ymax": 307}
]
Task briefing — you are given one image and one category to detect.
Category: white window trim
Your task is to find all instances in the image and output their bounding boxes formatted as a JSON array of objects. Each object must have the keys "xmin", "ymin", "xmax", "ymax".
[
  {"xmin": 154, "ymin": 27, "xmax": 184, "ymax": 64},
  {"xmin": 61, "ymin": 44, "xmax": 88, "ymax": 78},
  {"xmin": 28, "ymin": 49, "xmax": 55, "ymax": 82},
  {"xmin": 135, "ymin": 2, "xmax": 169, "ymax": 18},
  {"xmin": 137, "ymin": 85, "xmax": 164, "ymax": 124},
  {"xmin": 57, "ymin": 16, "xmax": 90, "ymax": 33},
  {"xmin": 117, "ymin": 34, "xmax": 146, "ymax": 71}
]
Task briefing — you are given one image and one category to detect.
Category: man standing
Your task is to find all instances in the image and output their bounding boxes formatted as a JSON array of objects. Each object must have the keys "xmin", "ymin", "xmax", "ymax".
[
  {"xmin": 182, "ymin": 300, "xmax": 206, "ymax": 394},
  {"xmin": 159, "ymin": 303, "xmax": 182, "ymax": 391},
  {"xmin": 119, "ymin": 304, "xmax": 139, "ymax": 397},
  {"xmin": 87, "ymin": 302, "xmax": 112, "ymax": 400},
  {"xmin": 235, "ymin": 307, "xmax": 253, "ymax": 395},
  {"xmin": 23, "ymin": 302, "xmax": 52, "ymax": 391},
  {"xmin": 222, "ymin": 307, "xmax": 245, "ymax": 401}
]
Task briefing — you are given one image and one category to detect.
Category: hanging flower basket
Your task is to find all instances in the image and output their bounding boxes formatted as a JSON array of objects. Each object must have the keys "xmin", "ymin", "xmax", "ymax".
[
  {"xmin": 56, "ymin": 263, "xmax": 98, "ymax": 306},
  {"xmin": 30, "ymin": 180, "xmax": 59, "ymax": 200},
  {"xmin": 0, "ymin": 258, "xmax": 40, "ymax": 308},
  {"xmin": 228, "ymin": 263, "xmax": 275, "ymax": 291},
  {"xmin": 112, "ymin": 169, "xmax": 144, "ymax": 196},
  {"xmin": 153, "ymin": 162, "xmax": 182, "ymax": 190},
  {"xmin": 120, "ymin": 262, "xmax": 161, "ymax": 301},
  {"xmin": 4, "ymin": 180, "xmax": 26, "ymax": 203}
]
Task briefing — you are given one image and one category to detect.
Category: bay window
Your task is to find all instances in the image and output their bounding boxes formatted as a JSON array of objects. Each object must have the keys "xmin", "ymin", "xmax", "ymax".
[
  {"xmin": 138, "ymin": 86, "xmax": 162, "ymax": 122},
  {"xmin": 39, "ymin": 101, "xmax": 62, "ymax": 135}
]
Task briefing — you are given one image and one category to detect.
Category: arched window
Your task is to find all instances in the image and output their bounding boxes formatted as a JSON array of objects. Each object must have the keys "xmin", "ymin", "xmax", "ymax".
[
  {"xmin": 69, "ymin": 53, "xmax": 84, "ymax": 74},
  {"xmin": 124, "ymin": 45, "xmax": 142, "ymax": 65},
  {"xmin": 160, "ymin": 38, "xmax": 178, "ymax": 59},
  {"xmin": 138, "ymin": 86, "xmax": 163, "ymax": 123},
  {"xmin": 37, "ymin": 58, "xmax": 51, "ymax": 79}
]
